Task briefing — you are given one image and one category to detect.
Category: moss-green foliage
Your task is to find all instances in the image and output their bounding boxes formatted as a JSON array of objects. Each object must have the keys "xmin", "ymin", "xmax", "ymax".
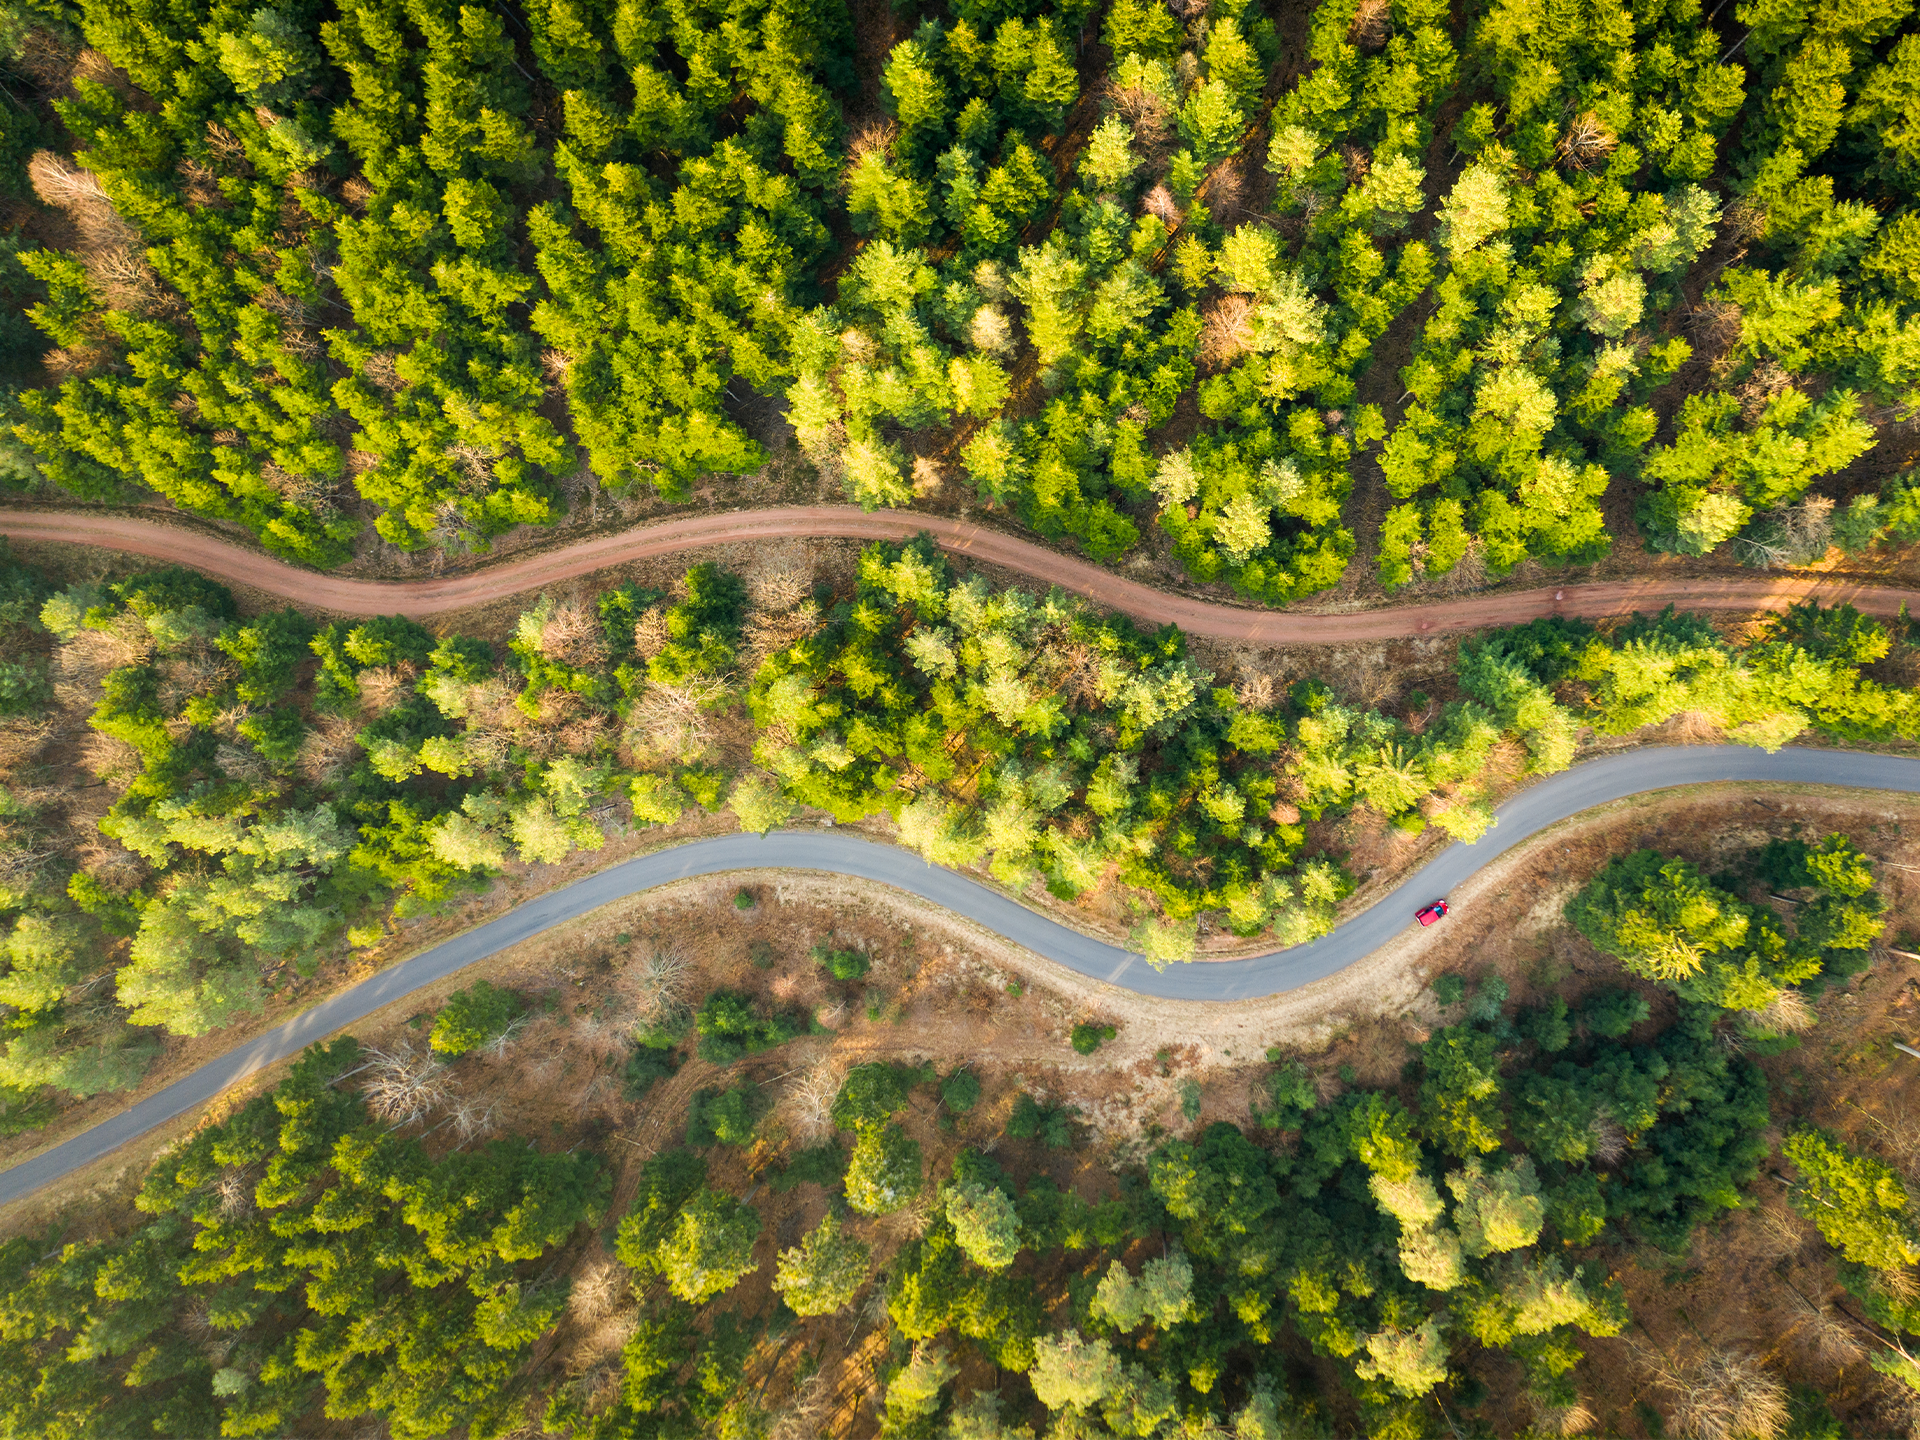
[
  {"xmin": 1069, "ymin": 1022, "xmax": 1117, "ymax": 1055},
  {"xmin": 831, "ymin": 1061, "xmax": 928, "ymax": 1130},
  {"xmin": 1784, "ymin": 1127, "xmax": 1920, "ymax": 1270},
  {"xmin": 11, "ymin": 516, "xmax": 1914, "ymax": 1135},
  {"xmin": 811, "ymin": 941, "xmax": 871, "ymax": 981},
  {"xmin": 685, "ymin": 1083, "xmax": 762, "ymax": 1147},
  {"xmin": 940, "ymin": 1068, "xmax": 982, "ymax": 1114},
  {"xmin": 1007, "ymin": 1092, "xmax": 1076, "ymax": 1149},
  {"xmin": 428, "ymin": 980, "xmax": 524, "ymax": 1055},
  {"xmin": 768, "ymin": 1141, "xmax": 847, "ymax": 1193},
  {"xmin": 693, "ymin": 990, "xmax": 803, "ymax": 1064},
  {"xmin": 0, "ymin": 0, "xmax": 1911, "ymax": 600},
  {"xmin": 0, "ymin": 978, "xmax": 1802, "ymax": 1436},
  {"xmin": 871, "ymin": 983, "xmax": 1767, "ymax": 1430},
  {"xmin": 645, "ymin": 564, "xmax": 747, "ymax": 687},
  {"xmin": 623, "ymin": 1044, "xmax": 681, "ymax": 1099},
  {"xmin": 846, "ymin": 1119, "xmax": 923, "ymax": 1216}
]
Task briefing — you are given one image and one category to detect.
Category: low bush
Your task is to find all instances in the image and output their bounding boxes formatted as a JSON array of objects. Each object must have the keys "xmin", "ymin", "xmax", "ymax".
[
  {"xmin": 428, "ymin": 981, "xmax": 524, "ymax": 1056},
  {"xmin": 1070, "ymin": 1023, "xmax": 1117, "ymax": 1055},
  {"xmin": 687, "ymin": 1084, "xmax": 761, "ymax": 1147},
  {"xmin": 811, "ymin": 941, "xmax": 871, "ymax": 982},
  {"xmin": 694, "ymin": 991, "xmax": 804, "ymax": 1064}
]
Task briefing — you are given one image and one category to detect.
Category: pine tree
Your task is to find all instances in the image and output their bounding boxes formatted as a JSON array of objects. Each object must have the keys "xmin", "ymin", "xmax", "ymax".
[{"xmin": 773, "ymin": 1212, "xmax": 872, "ymax": 1316}]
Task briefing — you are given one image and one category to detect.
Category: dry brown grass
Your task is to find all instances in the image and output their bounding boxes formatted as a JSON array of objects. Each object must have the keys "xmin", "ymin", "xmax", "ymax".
[{"xmin": 0, "ymin": 717, "xmax": 57, "ymax": 773}]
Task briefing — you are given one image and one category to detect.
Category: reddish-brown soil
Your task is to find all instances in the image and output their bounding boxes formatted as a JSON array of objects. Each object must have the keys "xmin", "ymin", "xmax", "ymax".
[{"xmin": 7, "ymin": 503, "xmax": 1920, "ymax": 638}]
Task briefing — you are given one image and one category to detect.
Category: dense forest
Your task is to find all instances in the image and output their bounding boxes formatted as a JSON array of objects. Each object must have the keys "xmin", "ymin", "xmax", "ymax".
[
  {"xmin": 0, "ymin": 0, "xmax": 1913, "ymax": 596},
  {"xmin": 0, "ymin": 823, "xmax": 1897, "ymax": 1436},
  {"xmin": 0, "ymin": 528, "xmax": 1914, "ymax": 1120}
]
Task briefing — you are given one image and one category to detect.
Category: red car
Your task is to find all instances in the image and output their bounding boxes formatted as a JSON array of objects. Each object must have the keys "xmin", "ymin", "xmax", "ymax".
[{"xmin": 1415, "ymin": 899, "xmax": 1450, "ymax": 926}]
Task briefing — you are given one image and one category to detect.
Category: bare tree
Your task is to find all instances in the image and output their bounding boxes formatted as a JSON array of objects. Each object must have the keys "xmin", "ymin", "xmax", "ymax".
[
  {"xmin": 1637, "ymin": 1344, "xmax": 1790, "ymax": 1440},
  {"xmin": 769, "ymin": 1371, "xmax": 836, "ymax": 1440},
  {"xmin": 1780, "ymin": 1283, "xmax": 1867, "ymax": 1365},
  {"xmin": 568, "ymin": 1260, "xmax": 628, "ymax": 1326},
  {"xmin": 1347, "ymin": 0, "xmax": 1390, "ymax": 45},
  {"xmin": 1735, "ymin": 497, "xmax": 1834, "ymax": 570},
  {"xmin": 1741, "ymin": 989, "xmax": 1815, "ymax": 1035},
  {"xmin": 1557, "ymin": 111, "xmax": 1619, "ymax": 172},
  {"xmin": 360, "ymin": 1044, "xmax": 452, "ymax": 1126},
  {"xmin": 781, "ymin": 1060, "xmax": 846, "ymax": 1141}
]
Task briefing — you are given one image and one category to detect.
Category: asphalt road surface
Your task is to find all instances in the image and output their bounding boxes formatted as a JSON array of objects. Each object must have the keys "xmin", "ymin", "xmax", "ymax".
[
  {"xmin": 1, "ymin": 743, "xmax": 1914, "ymax": 1207},
  {"xmin": 6, "ymin": 504, "xmax": 1914, "ymax": 640}
]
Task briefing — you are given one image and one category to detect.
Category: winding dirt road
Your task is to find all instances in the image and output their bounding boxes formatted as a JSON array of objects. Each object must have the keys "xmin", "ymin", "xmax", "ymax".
[{"xmin": 5, "ymin": 504, "xmax": 1914, "ymax": 638}]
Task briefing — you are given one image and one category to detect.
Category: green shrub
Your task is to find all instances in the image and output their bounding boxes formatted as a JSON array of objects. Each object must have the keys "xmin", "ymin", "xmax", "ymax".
[
  {"xmin": 831, "ymin": 1062, "xmax": 927, "ymax": 1129},
  {"xmin": 635, "ymin": 1010, "xmax": 690, "ymax": 1050},
  {"xmin": 733, "ymin": 888, "xmax": 755, "ymax": 910},
  {"xmin": 811, "ymin": 941, "xmax": 871, "ymax": 982},
  {"xmin": 1255, "ymin": 1057, "xmax": 1318, "ymax": 1130},
  {"xmin": 1007, "ymin": 1092, "xmax": 1075, "ymax": 1148},
  {"xmin": 1516, "ymin": 997, "xmax": 1572, "ymax": 1052},
  {"xmin": 0, "ymin": 1080, "xmax": 49, "ymax": 1136},
  {"xmin": 845, "ymin": 1120, "xmax": 922, "ymax": 1215},
  {"xmin": 428, "ymin": 981, "xmax": 524, "ymax": 1056},
  {"xmin": 1580, "ymin": 988, "xmax": 1650, "ymax": 1038},
  {"xmin": 941, "ymin": 1069, "xmax": 981, "ymax": 1114},
  {"xmin": 694, "ymin": 990, "xmax": 802, "ymax": 1063},
  {"xmin": 624, "ymin": 1046, "xmax": 680, "ymax": 1098},
  {"xmin": 769, "ymin": 1141, "xmax": 848, "ymax": 1193},
  {"xmin": 1432, "ymin": 973, "xmax": 1467, "ymax": 1007},
  {"xmin": 687, "ymin": 1084, "xmax": 761, "ymax": 1147},
  {"xmin": 1070, "ymin": 1023, "xmax": 1117, "ymax": 1055}
]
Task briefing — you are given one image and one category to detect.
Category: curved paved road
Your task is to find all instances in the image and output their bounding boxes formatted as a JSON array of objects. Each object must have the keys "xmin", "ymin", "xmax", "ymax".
[
  {"xmin": 2, "ymin": 743, "xmax": 1915, "ymax": 1206},
  {"xmin": 5, "ymin": 505, "xmax": 1914, "ymax": 641}
]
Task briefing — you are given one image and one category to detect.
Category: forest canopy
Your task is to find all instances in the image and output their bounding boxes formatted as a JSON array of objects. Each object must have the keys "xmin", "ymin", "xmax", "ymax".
[{"xmin": 0, "ymin": 0, "xmax": 1912, "ymax": 597}]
